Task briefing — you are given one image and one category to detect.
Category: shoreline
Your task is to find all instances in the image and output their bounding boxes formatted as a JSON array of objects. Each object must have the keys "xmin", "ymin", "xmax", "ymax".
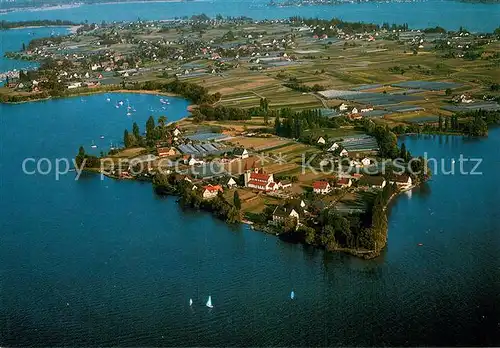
[
  {"xmin": 91, "ymin": 150, "xmax": 425, "ymax": 260},
  {"xmin": 6, "ymin": 25, "xmax": 77, "ymax": 32},
  {"xmin": 0, "ymin": 88, "xmax": 187, "ymax": 105}
]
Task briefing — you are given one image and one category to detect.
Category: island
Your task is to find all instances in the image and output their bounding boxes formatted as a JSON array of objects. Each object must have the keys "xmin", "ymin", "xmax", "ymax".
[{"xmin": 2, "ymin": 15, "xmax": 499, "ymax": 258}]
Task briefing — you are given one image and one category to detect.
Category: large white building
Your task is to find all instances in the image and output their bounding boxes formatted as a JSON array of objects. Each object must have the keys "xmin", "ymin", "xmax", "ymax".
[{"xmin": 244, "ymin": 168, "xmax": 277, "ymax": 191}]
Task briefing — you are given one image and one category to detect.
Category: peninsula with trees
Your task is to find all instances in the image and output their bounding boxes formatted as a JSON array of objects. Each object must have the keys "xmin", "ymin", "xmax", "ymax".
[{"xmin": 2, "ymin": 15, "xmax": 499, "ymax": 258}]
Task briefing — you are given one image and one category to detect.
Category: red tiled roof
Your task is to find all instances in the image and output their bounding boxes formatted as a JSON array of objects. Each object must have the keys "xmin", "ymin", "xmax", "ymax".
[
  {"xmin": 250, "ymin": 172, "xmax": 270, "ymax": 181},
  {"xmin": 313, "ymin": 181, "xmax": 329, "ymax": 189},
  {"xmin": 248, "ymin": 180, "xmax": 266, "ymax": 187},
  {"xmin": 157, "ymin": 147, "xmax": 173, "ymax": 154},
  {"xmin": 337, "ymin": 178, "xmax": 350, "ymax": 185},
  {"xmin": 204, "ymin": 185, "xmax": 223, "ymax": 192}
]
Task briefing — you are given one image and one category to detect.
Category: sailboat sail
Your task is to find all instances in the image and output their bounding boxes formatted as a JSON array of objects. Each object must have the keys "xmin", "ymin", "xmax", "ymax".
[{"xmin": 206, "ymin": 296, "xmax": 213, "ymax": 308}]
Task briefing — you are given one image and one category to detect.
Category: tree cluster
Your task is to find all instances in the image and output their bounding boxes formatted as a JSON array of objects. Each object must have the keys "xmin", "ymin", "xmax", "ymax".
[
  {"xmin": 75, "ymin": 146, "xmax": 100, "ymax": 168},
  {"xmin": 152, "ymin": 173, "xmax": 240, "ymax": 223},
  {"xmin": 274, "ymin": 108, "xmax": 338, "ymax": 139}
]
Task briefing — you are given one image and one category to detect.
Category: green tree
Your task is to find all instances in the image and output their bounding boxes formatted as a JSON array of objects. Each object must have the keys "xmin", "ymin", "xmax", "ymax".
[
  {"xmin": 465, "ymin": 115, "xmax": 488, "ymax": 136},
  {"xmin": 158, "ymin": 115, "xmax": 167, "ymax": 127},
  {"xmin": 445, "ymin": 88, "xmax": 452, "ymax": 96},
  {"xmin": 124, "ymin": 130, "xmax": 130, "ymax": 147},
  {"xmin": 75, "ymin": 146, "xmax": 86, "ymax": 167},
  {"xmin": 233, "ymin": 191, "xmax": 241, "ymax": 210},
  {"xmin": 274, "ymin": 114, "xmax": 281, "ymax": 135},
  {"xmin": 438, "ymin": 115, "xmax": 443, "ymax": 131},
  {"xmin": 146, "ymin": 115, "xmax": 155, "ymax": 135},
  {"xmin": 399, "ymin": 142, "xmax": 409, "ymax": 161},
  {"xmin": 132, "ymin": 122, "xmax": 141, "ymax": 140},
  {"xmin": 302, "ymin": 226, "xmax": 316, "ymax": 245},
  {"xmin": 146, "ymin": 116, "xmax": 156, "ymax": 145}
]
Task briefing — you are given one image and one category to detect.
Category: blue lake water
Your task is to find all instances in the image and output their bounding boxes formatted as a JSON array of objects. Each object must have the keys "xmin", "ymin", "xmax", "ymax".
[
  {"xmin": 0, "ymin": 93, "xmax": 499, "ymax": 345},
  {"xmin": 0, "ymin": 26, "xmax": 70, "ymax": 73},
  {"xmin": 1, "ymin": 0, "xmax": 499, "ymax": 32}
]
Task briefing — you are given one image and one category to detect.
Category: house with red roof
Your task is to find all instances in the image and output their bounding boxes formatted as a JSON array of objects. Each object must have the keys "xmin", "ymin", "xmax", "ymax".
[
  {"xmin": 335, "ymin": 177, "xmax": 352, "ymax": 189},
  {"xmin": 202, "ymin": 184, "xmax": 223, "ymax": 199},
  {"xmin": 390, "ymin": 173, "xmax": 413, "ymax": 190},
  {"xmin": 313, "ymin": 181, "xmax": 331, "ymax": 194},
  {"xmin": 157, "ymin": 147, "xmax": 177, "ymax": 157},
  {"xmin": 244, "ymin": 167, "xmax": 277, "ymax": 191}
]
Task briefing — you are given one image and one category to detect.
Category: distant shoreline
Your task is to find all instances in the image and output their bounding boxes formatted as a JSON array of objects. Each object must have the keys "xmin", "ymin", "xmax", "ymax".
[
  {"xmin": 6, "ymin": 25, "xmax": 80, "ymax": 33},
  {"xmin": 0, "ymin": 88, "xmax": 189, "ymax": 105},
  {"xmin": 99, "ymin": 0, "xmax": 192, "ymax": 4},
  {"xmin": 0, "ymin": 4, "xmax": 82, "ymax": 15},
  {"xmin": 0, "ymin": 0, "xmax": 200, "ymax": 14}
]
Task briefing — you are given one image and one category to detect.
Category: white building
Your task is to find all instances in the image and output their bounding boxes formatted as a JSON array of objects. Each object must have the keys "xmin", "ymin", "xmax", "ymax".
[
  {"xmin": 339, "ymin": 103, "xmax": 349, "ymax": 111},
  {"xmin": 227, "ymin": 177, "xmax": 237, "ymax": 188},
  {"xmin": 202, "ymin": 185, "xmax": 223, "ymax": 199},
  {"xmin": 390, "ymin": 174, "xmax": 413, "ymax": 190},
  {"xmin": 327, "ymin": 143, "xmax": 340, "ymax": 152},
  {"xmin": 361, "ymin": 157, "xmax": 372, "ymax": 166},
  {"xmin": 233, "ymin": 148, "xmax": 249, "ymax": 159},
  {"xmin": 313, "ymin": 181, "xmax": 331, "ymax": 194},
  {"xmin": 244, "ymin": 168, "xmax": 277, "ymax": 191}
]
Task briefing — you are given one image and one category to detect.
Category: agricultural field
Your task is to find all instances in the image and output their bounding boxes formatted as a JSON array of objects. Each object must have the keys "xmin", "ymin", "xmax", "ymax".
[{"xmin": 225, "ymin": 136, "xmax": 290, "ymax": 151}]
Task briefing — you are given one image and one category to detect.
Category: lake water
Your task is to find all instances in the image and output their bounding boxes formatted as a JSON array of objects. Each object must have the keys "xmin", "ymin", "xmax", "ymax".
[
  {"xmin": 0, "ymin": 26, "xmax": 70, "ymax": 73},
  {"xmin": 0, "ymin": 93, "xmax": 499, "ymax": 345},
  {"xmin": 1, "ymin": 0, "xmax": 499, "ymax": 32}
]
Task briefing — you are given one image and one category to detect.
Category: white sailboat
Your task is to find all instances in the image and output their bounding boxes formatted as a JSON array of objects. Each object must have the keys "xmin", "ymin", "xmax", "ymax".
[
  {"xmin": 189, "ymin": 298, "xmax": 193, "ymax": 306},
  {"xmin": 290, "ymin": 291, "xmax": 295, "ymax": 300},
  {"xmin": 91, "ymin": 141, "xmax": 97, "ymax": 149},
  {"xmin": 206, "ymin": 296, "xmax": 213, "ymax": 308}
]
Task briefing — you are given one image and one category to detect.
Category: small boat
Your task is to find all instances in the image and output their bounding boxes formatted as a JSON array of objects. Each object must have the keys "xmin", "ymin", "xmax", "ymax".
[
  {"xmin": 160, "ymin": 98, "xmax": 168, "ymax": 104},
  {"xmin": 206, "ymin": 296, "xmax": 213, "ymax": 308},
  {"xmin": 189, "ymin": 298, "xmax": 193, "ymax": 306},
  {"xmin": 418, "ymin": 243, "xmax": 423, "ymax": 246},
  {"xmin": 91, "ymin": 141, "xmax": 97, "ymax": 149},
  {"xmin": 290, "ymin": 291, "xmax": 295, "ymax": 300},
  {"xmin": 115, "ymin": 104, "xmax": 120, "ymax": 109},
  {"xmin": 106, "ymin": 97, "xmax": 111, "ymax": 102},
  {"xmin": 126, "ymin": 112, "xmax": 132, "ymax": 116},
  {"xmin": 118, "ymin": 100, "xmax": 124, "ymax": 106},
  {"xmin": 100, "ymin": 135, "xmax": 105, "ymax": 139}
]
